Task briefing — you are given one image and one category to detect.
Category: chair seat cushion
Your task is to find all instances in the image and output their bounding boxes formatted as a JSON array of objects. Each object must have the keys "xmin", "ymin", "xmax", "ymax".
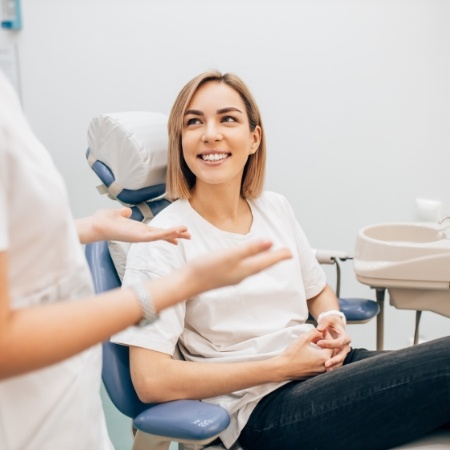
[{"xmin": 339, "ymin": 297, "xmax": 380, "ymax": 322}]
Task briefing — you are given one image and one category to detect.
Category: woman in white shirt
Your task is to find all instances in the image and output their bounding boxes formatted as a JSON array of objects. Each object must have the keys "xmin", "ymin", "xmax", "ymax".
[
  {"xmin": 0, "ymin": 70, "xmax": 289, "ymax": 450},
  {"xmin": 113, "ymin": 71, "xmax": 450, "ymax": 450}
]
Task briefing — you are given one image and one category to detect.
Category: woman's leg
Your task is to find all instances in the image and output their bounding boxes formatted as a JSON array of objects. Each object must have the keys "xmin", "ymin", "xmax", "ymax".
[{"xmin": 239, "ymin": 336, "xmax": 450, "ymax": 450}]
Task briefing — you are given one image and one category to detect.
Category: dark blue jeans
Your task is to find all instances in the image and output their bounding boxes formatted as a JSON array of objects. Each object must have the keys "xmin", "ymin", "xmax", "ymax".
[{"xmin": 239, "ymin": 336, "xmax": 450, "ymax": 450}]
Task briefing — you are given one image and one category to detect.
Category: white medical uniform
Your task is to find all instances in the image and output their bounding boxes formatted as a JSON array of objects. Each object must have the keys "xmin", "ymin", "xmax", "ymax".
[
  {"xmin": 0, "ymin": 71, "xmax": 113, "ymax": 450},
  {"xmin": 112, "ymin": 192, "xmax": 326, "ymax": 448}
]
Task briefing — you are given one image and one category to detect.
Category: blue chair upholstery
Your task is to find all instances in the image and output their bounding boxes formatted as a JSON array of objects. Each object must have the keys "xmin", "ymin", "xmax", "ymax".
[
  {"xmin": 339, "ymin": 297, "xmax": 379, "ymax": 323},
  {"xmin": 85, "ymin": 240, "xmax": 230, "ymax": 450}
]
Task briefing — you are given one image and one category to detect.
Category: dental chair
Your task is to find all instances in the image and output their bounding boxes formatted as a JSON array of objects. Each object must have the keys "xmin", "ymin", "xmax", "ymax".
[
  {"xmin": 86, "ymin": 239, "xmax": 230, "ymax": 450},
  {"xmin": 85, "ymin": 112, "xmax": 448, "ymax": 450}
]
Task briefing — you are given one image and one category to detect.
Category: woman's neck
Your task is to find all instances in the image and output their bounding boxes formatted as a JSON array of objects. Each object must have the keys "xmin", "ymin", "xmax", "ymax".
[{"xmin": 189, "ymin": 183, "xmax": 253, "ymax": 235}]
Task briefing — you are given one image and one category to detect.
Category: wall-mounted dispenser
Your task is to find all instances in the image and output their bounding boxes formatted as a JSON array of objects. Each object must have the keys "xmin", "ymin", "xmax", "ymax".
[{"xmin": 1, "ymin": 0, "xmax": 22, "ymax": 30}]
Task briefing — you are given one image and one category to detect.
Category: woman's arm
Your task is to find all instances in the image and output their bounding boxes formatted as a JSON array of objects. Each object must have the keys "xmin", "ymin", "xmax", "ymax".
[
  {"xmin": 75, "ymin": 207, "xmax": 191, "ymax": 245},
  {"xmin": 130, "ymin": 328, "xmax": 333, "ymax": 403},
  {"xmin": 0, "ymin": 240, "xmax": 291, "ymax": 379},
  {"xmin": 307, "ymin": 284, "xmax": 341, "ymax": 320}
]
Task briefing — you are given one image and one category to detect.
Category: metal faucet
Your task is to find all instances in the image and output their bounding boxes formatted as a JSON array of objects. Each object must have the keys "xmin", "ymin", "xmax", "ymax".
[{"xmin": 438, "ymin": 215, "xmax": 450, "ymax": 225}]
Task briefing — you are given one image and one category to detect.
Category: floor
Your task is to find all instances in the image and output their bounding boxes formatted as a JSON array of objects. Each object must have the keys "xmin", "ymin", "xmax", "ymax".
[{"xmin": 101, "ymin": 384, "xmax": 178, "ymax": 450}]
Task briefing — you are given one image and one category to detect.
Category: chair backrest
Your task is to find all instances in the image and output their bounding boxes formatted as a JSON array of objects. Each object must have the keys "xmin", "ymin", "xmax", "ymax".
[
  {"xmin": 86, "ymin": 112, "xmax": 171, "ymax": 418},
  {"xmin": 87, "ymin": 111, "xmax": 170, "ymax": 221}
]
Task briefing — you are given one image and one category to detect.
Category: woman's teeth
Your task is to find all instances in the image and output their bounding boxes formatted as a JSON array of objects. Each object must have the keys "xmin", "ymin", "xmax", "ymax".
[{"xmin": 200, "ymin": 153, "xmax": 229, "ymax": 161}]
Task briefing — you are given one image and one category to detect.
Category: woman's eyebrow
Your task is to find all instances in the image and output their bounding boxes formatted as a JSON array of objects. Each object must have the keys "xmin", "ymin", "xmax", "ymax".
[
  {"xmin": 217, "ymin": 107, "xmax": 243, "ymax": 115},
  {"xmin": 184, "ymin": 109, "xmax": 203, "ymax": 116},
  {"xmin": 184, "ymin": 107, "xmax": 243, "ymax": 116}
]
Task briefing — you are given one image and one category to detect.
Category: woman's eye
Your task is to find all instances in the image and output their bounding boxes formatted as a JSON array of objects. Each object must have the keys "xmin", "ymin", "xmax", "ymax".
[
  {"xmin": 186, "ymin": 118, "xmax": 201, "ymax": 126},
  {"xmin": 222, "ymin": 115, "xmax": 237, "ymax": 123}
]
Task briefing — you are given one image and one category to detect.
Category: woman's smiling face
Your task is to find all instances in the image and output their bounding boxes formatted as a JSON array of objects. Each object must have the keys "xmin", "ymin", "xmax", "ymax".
[{"xmin": 181, "ymin": 81, "xmax": 261, "ymax": 191}]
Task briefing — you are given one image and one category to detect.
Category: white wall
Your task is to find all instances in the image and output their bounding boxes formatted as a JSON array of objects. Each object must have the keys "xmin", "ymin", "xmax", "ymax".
[{"xmin": 2, "ymin": 0, "xmax": 449, "ymax": 349}]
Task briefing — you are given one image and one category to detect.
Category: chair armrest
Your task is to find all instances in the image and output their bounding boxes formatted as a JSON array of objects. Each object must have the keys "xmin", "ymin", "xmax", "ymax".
[{"xmin": 133, "ymin": 399, "xmax": 231, "ymax": 441}]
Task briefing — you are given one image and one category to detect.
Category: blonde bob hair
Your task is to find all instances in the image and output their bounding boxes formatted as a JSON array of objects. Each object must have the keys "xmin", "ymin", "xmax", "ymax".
[{"xmin": 166, "ymin": 71, "xmax": 266, "ymax": 200}]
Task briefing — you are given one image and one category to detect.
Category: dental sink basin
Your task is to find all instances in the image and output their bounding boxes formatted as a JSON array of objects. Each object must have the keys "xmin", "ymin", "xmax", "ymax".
[
  {"xmin": 364, "ymin": 223, "xmax": 444, "ymax": 244},
  {"xmin": 354, "ymin": 223, "xmax": 450, "ymax": 318}
]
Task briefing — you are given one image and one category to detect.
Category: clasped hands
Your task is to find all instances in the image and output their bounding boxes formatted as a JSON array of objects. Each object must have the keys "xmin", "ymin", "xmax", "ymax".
[{"xmin": 277, "ymin": 315, "xmax": 352, "ymax": 381}]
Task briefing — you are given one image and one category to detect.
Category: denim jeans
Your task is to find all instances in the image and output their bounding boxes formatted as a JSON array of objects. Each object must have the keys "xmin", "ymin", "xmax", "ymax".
[{"xmin": 239, "ymin": 336, "xmax": 450, "ymax": 450}]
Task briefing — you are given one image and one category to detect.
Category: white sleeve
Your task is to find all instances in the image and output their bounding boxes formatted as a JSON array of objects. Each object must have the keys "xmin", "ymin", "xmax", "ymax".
[
  {"xmin": 110, "ymin": 239, "xmax": 187, "ymax": 355},
  {"xmin": 293, "ymin": 219, "xmax": 327, "ymax": 299},
  {"xmin": 279, "ymin": 194, "xmax": 326, "ymax": 299}
]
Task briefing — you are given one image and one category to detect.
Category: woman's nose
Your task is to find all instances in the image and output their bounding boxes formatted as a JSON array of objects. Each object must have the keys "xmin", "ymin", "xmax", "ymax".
[{"xmin": 202, "ymin": 122, "xmax": 223, "ymax": 143}]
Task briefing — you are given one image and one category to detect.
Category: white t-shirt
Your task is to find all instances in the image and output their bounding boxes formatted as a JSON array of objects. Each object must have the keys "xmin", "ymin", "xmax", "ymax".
[
  {"xmin": 112, "ymin": 192, "xmax": 326, "ymax": 448},
  {"xmin": 0, "ymin": 71, "xmax": 113, "ymax": 450}
]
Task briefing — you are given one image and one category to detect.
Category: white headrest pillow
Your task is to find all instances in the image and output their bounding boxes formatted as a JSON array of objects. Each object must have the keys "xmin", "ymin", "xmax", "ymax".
[{"xmin": 87, "ymin": 111, "xmax": 169, "ymax": 190}]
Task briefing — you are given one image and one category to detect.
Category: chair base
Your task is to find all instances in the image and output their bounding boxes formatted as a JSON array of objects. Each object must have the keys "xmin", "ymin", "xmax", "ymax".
[{"xmin": 133, "ymin": 430, "xmax": 222, "ymax": 450}]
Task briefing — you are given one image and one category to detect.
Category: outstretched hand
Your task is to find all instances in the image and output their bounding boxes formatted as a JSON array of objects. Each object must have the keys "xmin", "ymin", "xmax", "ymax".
[
  {"xmin": 76, "ymin": 207, "xmax": 191, "ymax": 245},
  {"xmin": 188, "ymin": 239, "xmax": 292, "ymax": 294}
]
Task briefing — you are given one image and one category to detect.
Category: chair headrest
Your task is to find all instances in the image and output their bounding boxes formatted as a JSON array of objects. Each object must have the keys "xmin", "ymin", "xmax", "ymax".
[{"xmin": 86, "ymin": 111, "xmax": 169, "ymax": 206}]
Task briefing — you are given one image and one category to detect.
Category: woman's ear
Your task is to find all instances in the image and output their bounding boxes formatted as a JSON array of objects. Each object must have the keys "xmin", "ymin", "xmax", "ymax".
[{"xmin": 250, "ymin": 125, "xmax": 262, "ymax": 155}]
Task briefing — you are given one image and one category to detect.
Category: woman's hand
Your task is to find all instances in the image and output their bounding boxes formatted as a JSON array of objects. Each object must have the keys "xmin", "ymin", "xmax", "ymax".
[
  {"xmin": 272, "ymin": 329, "xmax": 333, "ymax": 381},
  {"xmin": 76, "ymin": 207, "xmax": 191, "ymax": 244},
  {"xmin": 315, "ymin": 315, "xmax": 351, "ymax": 371},
  {"xmin": 187, "ymin": 239, "xmax": 292, "ymax": 294}
]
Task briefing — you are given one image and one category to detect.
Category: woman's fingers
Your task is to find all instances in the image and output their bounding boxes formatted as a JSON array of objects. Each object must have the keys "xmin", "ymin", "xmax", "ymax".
[
  {"xmin": 94, "ymin": 207, "xmax": 191, "ymax": 244},
  {"xmin": 317, "ymin": 335, "xmax": 350, "ymax": 349},
  {"xmin": 324, "ymin": 347, "xmax": 351, "ymax": 371},
  {"xmin": 146, "ymin": 226, "xmax": 191, "ymax": 244}
]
